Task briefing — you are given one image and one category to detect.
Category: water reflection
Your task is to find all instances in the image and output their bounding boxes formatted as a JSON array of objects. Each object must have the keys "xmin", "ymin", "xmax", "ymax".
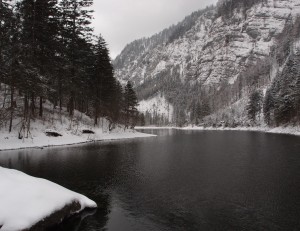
[{"xmin": 0, "ymin": 130, "xmax": 300, "ymax": 230}]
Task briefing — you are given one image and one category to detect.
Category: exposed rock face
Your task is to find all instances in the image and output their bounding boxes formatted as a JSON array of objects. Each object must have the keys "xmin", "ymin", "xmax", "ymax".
[
  {"xmin": 25, "ymin": 201, "xmax": 81, "ymax": 231},
  {"xmin": 114, "ymin": 0, "xmax": 300, "ymax": 123}
]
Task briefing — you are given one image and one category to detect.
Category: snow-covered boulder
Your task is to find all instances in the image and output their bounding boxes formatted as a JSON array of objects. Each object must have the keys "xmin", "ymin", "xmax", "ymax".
[
  {"xmin": 0, "ymin": 167, "xmax": 97, "ymax": 231},
  {"xmin": 45, "ymin": 129, "xmax": 62, "ymax": 137}
]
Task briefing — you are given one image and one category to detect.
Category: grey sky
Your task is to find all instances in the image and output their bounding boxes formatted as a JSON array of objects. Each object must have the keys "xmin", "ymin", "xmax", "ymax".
[{"xmin": 92, "ymin": 0, "xmax": 218, "ymax": 59}]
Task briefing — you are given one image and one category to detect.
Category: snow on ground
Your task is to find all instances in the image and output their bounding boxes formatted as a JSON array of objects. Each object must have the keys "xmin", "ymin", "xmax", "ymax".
[
  {"xmin": 136, "ymin": 126, "xmax": 300, "ymax": 136},
  {"xmin": 0, "ymin": 167, "xmax": 97, "ymax": 231},
  {"xmin": 138, "ymin": 93, "xmax": 174, "ymax": 122},
  {"xmin": 0, "ymin": 101, "xmax": 155, "ymax": 151},
  {"xmin": 180, "ymin": 125, "xmax": 300, "ymax": 136},
  {"xmin": 135, "ymin": 126, "xmax": 176, "ymax": 130},
  {"xmin": 0, "ymin": 128, "xmax": 155, "ymax": 151}
]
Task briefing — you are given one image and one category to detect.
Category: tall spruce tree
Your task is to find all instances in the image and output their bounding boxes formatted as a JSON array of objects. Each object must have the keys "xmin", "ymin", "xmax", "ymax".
[
  {"xmin": 0, "ymin": 0, "xmax": 22, "ymax": 132},
  {"xmin": 59, "ymin": 0, "xmax": 93, "ymax": 116},
  {"xmin": 34, "ymin": 0, "xmax": 60, "ymax": 116},
  {"xmin": 0, "ymin": 0, "xmax": 135, "ymax": 134},
  {"xmin": 124, "ymin": 81, "xmax": 138, "ymax": 128},
  {"xmin": 247, "ymin": 90, "xmax": 263, "ymax": 122},
  {"xmin": 92, "ymin": 35, "xmax": 112, "ymax": 125}
]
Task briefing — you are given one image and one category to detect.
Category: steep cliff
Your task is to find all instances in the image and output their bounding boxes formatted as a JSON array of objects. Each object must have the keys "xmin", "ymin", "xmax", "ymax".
[{"xmin": 114, "ymin": 0, "xmax": 300, "ymax": 126}]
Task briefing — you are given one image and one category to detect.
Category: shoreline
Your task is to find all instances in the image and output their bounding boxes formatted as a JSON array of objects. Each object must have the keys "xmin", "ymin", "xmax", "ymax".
[
  {"xmin": 135, "ymin": 126, "xmax": 300, "ymax": 136},
  {"xmin": 0, "ymin": 131, "xmax": 156, "ymax": 152},
  {"xmin": 0, "ymin": 167, "xmax": 97, "ymax": 231}
]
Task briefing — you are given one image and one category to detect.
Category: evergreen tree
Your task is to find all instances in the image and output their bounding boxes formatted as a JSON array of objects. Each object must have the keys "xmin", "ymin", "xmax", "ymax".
[
  {"xmin": 18, "ymin": 0, "xmax": 60, "ymax": 118},
  {"xmin": 263, "ymin": 88, "xmax": 274, "ymax": 125},
  {"xmin": 139, "ymin": 113, "xmax": 146, "ymax": 126},
  {"xmin": 0, "ymin": 0, "xmax": 15, "ymax": 82},
  {"xmin": 0, "ymin": 0, "xmax": 22, "ymax": 132},
  {"xmin": 0, "ymin": 0, "xmax": 131, "ymax": 134},
  {"xmin": 246, "ymin": 90, "xmax": 263, "ymax": 122},
  {"xmin": 59, "ymin": 0, "xmax": 93, "ymax": 116},
  {"xmin": 124, "ymin": 81, "xmax": 138, "ymax": 128},
  {"xmin": 110, "ymin": 80, "xmax": 123, "ymax": 124},
  {"xmin": 91, "ymin": 35, "xmax": 115, "ymax": 125}
]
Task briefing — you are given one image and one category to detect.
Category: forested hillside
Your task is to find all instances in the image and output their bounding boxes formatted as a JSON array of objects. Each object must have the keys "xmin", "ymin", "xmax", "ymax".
[
  {"xmin": 0, "ymin": 0, "xmax": 139, "ymax": 137},
  {"xmin": 114, "ymin": 0, "xmax": 300, "ymax": 128}
]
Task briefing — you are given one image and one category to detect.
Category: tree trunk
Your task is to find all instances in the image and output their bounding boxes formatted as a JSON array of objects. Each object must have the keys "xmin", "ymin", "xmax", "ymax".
[
  {"xmin": 58, "ymin": 75, "xmax": 62, "ymax": 111},
  {"xmin": 94, "ymin": 115, "xmax": 98, "ymax": 126},
  {"xmin": 9, "ymin": 85, "xmax": 14, "ymax": 133},
  {"xmin": 94, "ymin": 102, "xmax": 98, "ymax": 126},
  {"xmin": 2, "ymin": 84, "xmax": 7, "ymax": 108},
  {"xmin": 39, "ymin": 96, "xmax": 43, "ymax": 117},
  {"xmin": 69, "ymin": 93, "xmax": 74, "ymax": 116},
  {"xmin": 31, "ymin": 93, "xmax": 35, "ymax": 116},
  {"xmin": 24, "ymin": 93, "xmax": 29, "ymax": 118}
]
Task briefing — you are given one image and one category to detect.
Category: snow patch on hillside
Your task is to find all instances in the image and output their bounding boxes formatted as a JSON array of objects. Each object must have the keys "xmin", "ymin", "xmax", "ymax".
[
  {"xmin": 153, "ymin": 61, "xmax": 166, "ymax": 76},
  {"xmin": 138, "ymin": 94, "xmax": 174, "ymax": 122}
]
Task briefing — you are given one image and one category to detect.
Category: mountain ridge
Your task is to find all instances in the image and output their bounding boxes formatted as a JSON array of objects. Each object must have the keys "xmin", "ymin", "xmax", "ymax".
[{"xmin": 114, "ymin": 0, "xmax": 300, "ymax": 127}]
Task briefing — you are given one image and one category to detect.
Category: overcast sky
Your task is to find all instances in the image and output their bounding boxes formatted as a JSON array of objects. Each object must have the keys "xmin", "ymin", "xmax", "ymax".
[{"xmin": 92, "ymin": 0, "xmax": 218, "ymax": 59}]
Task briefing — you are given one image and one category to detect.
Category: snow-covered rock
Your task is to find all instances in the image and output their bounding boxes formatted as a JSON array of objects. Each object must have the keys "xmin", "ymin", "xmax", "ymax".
[{"xmin": 0, "ymin": 167, "xmax": 97, "ymax": 231}]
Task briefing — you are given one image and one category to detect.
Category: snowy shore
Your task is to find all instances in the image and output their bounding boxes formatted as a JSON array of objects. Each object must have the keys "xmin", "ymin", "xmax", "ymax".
[
  {"xmin": 0, "ymin": 129, "xmax": 155, "ymax": 152},
  {"xmin": 0, "ymin": 100, "xmax": 156, "ymax": 152},
  {"xmin": 0, "ymin": 167, "xmax": 97, "ymax": 231},
  {"xmin": 135, "ymin": 126, "xmax": 300, "ymax": 136}
]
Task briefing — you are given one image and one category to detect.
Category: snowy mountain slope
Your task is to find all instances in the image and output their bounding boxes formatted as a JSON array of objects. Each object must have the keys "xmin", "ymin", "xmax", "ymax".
[
  {"xmin": 138, "ymin": 94, "xmax": 174, "ymax": 122},
  {"xmin": 114, "ymin": 0, "xmax": 300, "ymax": 125},
  {"xmin": 115, "ymin": 0, "xmax": 299, "ymax": 86}
]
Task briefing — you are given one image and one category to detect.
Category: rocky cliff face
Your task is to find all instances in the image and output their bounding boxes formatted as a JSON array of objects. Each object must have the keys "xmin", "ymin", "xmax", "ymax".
[{"xmin": 114, "ymin": 0, "xmax": 300, "ymax": 125}]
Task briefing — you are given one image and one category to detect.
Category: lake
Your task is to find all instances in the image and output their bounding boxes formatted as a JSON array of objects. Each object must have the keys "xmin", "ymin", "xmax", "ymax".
[{"xmin": 0, "ymin": 129, "xmax": 300, "ymax": 231}]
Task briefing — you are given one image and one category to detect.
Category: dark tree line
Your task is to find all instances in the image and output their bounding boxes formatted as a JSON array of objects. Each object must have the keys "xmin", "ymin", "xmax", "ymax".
[
  {"xmin": 0, "ymin": 0, "xmax": 138, "ymax": 134},
  {"xmin": 263, "ymin": 51, "xmax": 300, "ymax": 126},
  {"xmin": 244, "ymin": 17, "xmax": 300, "ymax": 126},
  {"xmin": 262, "ymin": 17, "xmax": 300, "ymax": 126},
  {"xmin": 217, "ymin": 0, "xmax": 267, "ymax": 18}
]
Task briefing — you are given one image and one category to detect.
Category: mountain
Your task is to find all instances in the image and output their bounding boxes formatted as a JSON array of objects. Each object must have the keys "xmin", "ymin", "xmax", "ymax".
[{"xmin": 114, "ymin": 0, "xmax": 300, "ymax": 127}]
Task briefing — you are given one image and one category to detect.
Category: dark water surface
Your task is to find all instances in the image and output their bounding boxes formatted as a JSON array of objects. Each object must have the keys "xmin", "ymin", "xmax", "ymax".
[{"xmin": 1, "ymin": 129, "xmax": 300, "ymax": 231}]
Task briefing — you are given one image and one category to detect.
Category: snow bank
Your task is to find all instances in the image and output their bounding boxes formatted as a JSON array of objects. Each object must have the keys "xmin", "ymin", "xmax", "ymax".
[
  {"xmin": 136, "ymin": 126, "xmax": 300, "ymax": 136},
  {"xmin": 0, "ymin": 128, "xmax": 155, "ymax": 151},
  {"xmin": 135, "ymin": 126, "xmax": 176, "ymax": 130},
  {"xmin": 0, "ymin": 102, "xmax": 155, "ymax": 151},
  {"xmin": 0, "ymin": 167, "xmax": 97, "ymax": 231},
  {"xmin": 180, "ymin": 126, "xmax": 300, "ymax": 136}
]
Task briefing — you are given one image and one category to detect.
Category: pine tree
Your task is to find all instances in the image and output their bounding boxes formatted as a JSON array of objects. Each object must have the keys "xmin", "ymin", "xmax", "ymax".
[
  {"xmin": 0, "ymin": 0, "xmax": 22, "ymax": 132},
  {"xmin": 59, "ymin": 0, "xmax": 93, "ymax": 116},
  {"xmin": 0, "ymin": 0, "xmax": 139, "ymax": 134},
  {"xmin": 0, "ymin": 0, "xmax": 14, "ymax": 82},
  {"xmin": 263, "ymin": 88, "xmax": 274, "ymax": 125},
  {"xmin": 124, "ymin": 81, "xmax": 138, "ymax": 128},
  {"xmin": 139, "ymin": 113, "xmax": 146, "ymax": 126},
  {"xmin": 19, "ymin": 0, "xmax": 56, "ymax": 118},
  {"xmin": 247, "ymin": 90, "xmax": 263, "ymax": 123},
  {"xmin": 91, "ymin": 35, "xmax": 114, "ymax": 125},
  {"xmin": 110, "ymin": 80, "xmax": 123, "ymax": 124}
]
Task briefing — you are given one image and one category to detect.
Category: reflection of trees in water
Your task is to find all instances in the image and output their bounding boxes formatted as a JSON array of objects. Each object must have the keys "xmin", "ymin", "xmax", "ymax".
[{"xmin": 2, "ymin": 133, "xmax": 300, "ymax": 230}]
